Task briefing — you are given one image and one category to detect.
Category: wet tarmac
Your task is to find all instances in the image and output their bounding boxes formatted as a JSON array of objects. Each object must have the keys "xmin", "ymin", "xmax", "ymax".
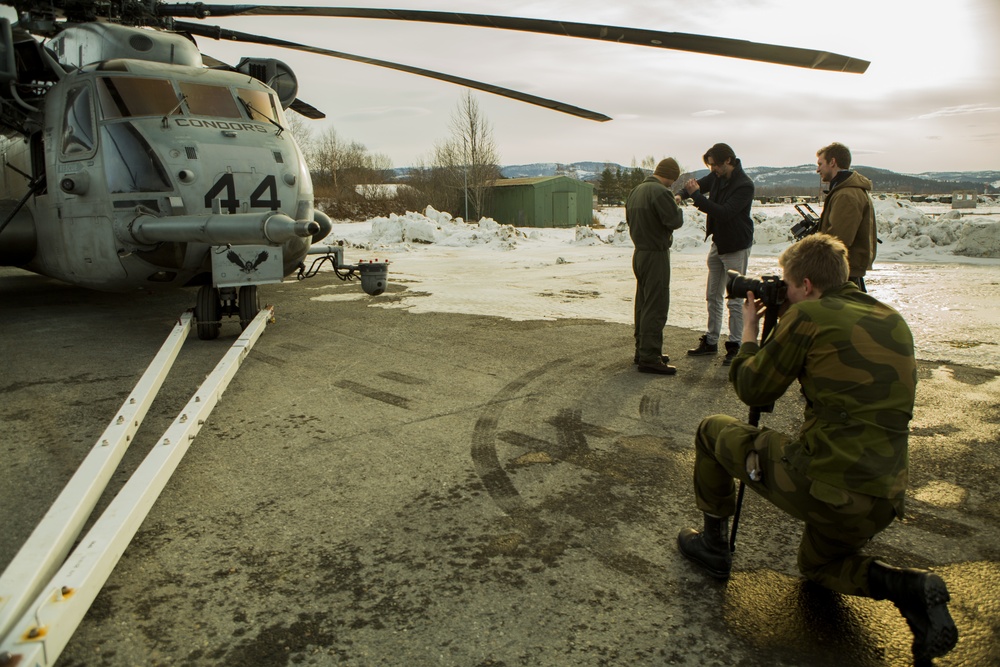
[{"xmin": 1, "ymin": 266, "xmax": 998, "ymax": 667}]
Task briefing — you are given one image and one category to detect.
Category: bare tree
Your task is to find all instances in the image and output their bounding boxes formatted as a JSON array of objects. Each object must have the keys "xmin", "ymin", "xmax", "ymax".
[
  {"xmin": 307, "ymin": 127, "xmax": 339, "ymax": 190},
  {"xmin": 299, "ymin": 126, "xmax": 401, "ymax": 217},
  {"xmin": 285, "ymin": 113, "xmax": 314, "ymax": 163},
  {"xmin": 433, "ymin": 91, "xmax": 502, "ymax": 220},
  {"xmin": 404, "ymin": 157, "xmax": 458, "ymax": 213}
]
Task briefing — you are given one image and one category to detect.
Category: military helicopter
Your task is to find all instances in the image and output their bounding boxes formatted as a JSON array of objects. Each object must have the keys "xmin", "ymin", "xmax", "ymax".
[{"xmin": 0, "ymin": 1, "xmax": 870, "ymax": 339}]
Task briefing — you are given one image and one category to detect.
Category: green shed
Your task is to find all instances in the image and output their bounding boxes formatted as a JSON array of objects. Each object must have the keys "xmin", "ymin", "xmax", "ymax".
[{"xmin": 485, "ymin": 176, "xmax": 594, "ymax": 228}]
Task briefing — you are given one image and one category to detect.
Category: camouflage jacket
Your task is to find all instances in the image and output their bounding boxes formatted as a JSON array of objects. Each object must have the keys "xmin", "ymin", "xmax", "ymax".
[{"xmin": 728, "ymin": 282, "xmax": 916, "ymax": 504}]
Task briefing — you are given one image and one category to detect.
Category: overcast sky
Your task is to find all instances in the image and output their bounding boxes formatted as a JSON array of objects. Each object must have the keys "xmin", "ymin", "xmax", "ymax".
[
  {"xmin": 188, "ymin": 0, "xmax": 1000, "ymax": 174},
  {"xmin": 41, "ymin": 0, "xmax": 1000, "ymax": 173}
]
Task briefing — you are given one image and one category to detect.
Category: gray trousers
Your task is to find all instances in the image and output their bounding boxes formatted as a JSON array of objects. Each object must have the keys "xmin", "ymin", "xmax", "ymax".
[{"xmin": 704, "ymin": 244, "xmax": 751, "ymax": 345}]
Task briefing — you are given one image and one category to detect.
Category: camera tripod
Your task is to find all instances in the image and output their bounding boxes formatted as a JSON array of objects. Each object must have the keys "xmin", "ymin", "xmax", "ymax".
[{"xmin": 729, "ymin": 301, "xmax": 780, "ymax": 553}]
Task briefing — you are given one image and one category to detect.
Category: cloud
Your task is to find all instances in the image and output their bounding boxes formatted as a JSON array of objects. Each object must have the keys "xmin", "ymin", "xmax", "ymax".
[
  {"xmin": 691, "ymin": 109, "xmax": 726, "ymax": 117},
  {"xmin": 338, "ymin": 107, "xmax": 433, "ymax": 122},
  {"xmin": 914, "ymin": 103, "xmax": 1000, "ymax": 120}
]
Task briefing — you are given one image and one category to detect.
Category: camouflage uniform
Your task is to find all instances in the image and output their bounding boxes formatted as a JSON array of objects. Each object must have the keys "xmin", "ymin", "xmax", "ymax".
[{"xmin": 693, "ymin": 281, "xmax": 916, "ymax": 595}]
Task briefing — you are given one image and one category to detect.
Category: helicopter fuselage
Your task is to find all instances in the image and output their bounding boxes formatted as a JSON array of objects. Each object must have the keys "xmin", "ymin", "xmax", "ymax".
[{"xmin": 0, "ymin": 24, "xmax": 326, "ymax": 292}]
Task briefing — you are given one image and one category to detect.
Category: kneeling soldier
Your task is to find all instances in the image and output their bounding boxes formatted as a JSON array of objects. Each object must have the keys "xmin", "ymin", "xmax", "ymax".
[{"xmin": 677, "ymin": 234, "xmax": 957, "ymax": 662}]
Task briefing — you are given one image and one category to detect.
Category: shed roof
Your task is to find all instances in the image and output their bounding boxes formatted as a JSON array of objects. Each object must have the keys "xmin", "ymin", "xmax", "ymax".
[{"xmin": 490, "ymin": 176, "xmax": 591, "ymax": 188}]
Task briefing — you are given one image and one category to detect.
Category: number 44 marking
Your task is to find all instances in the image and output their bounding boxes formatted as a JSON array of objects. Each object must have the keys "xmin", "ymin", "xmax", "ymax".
[{"xmin": 204, "ymin": 174, "xmax": 281, "ymax": 213}]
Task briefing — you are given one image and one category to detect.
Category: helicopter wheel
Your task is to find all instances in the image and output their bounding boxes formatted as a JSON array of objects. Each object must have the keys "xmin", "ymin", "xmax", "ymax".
[
  {"xmin": 238, "ymin": 285, "xmax": 260, "ymax": 330},
  {"xmin": 195, "ymin": 285, "xmax": 222, "ymax": 340}
]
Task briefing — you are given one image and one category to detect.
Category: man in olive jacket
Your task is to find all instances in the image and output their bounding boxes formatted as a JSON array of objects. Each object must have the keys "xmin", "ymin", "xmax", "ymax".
[
  {"xmin": 816, "ymin": 142, "xmax": 877, "ymax": 292},
  {"xmin": 680, "ymin": 143, "xmax": 755, "ymax": 365},
  {"xmin": 626, "ymin": 158, "xmax": 684, "ymax": 375}
]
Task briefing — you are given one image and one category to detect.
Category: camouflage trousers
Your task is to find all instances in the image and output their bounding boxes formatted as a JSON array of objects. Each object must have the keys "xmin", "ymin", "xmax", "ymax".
[{"xmin": 693, "ymin": 414, "xmax": 898, "ymax": 596}]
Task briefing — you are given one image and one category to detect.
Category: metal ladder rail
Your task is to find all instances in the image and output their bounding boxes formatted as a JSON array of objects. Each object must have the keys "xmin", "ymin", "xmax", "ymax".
[
  {"xmin": 0, "ymin": 312, "xmax": 193, "ymax": 641},
  {"xmin": 0, "ymin": 306, "xmax": 273, "ymax": 666}
]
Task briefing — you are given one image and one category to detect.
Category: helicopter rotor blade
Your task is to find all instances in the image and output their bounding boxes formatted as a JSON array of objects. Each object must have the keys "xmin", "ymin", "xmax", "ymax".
[
  {"xmin": 288, "ymin": 98, "xmax": 325, "ymax": 119},
  {"xmin": 160, "ymin": 5, "xmax": 869, "ymax": 74},
  {"xmin": 175, "ymin": 21, "xmax": 612, "ymax": 122}
]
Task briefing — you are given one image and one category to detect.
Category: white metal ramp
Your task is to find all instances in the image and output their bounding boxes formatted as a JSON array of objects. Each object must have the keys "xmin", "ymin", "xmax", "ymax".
[{"xmin": 0, "ymin": 306, "xmax": 273, "ymax": 666}]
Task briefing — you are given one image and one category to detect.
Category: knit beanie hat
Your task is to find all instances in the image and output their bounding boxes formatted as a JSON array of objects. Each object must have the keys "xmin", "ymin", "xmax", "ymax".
[{"xmin": 654, "ymin": 158, "xmax": 680, "ymax": 181}]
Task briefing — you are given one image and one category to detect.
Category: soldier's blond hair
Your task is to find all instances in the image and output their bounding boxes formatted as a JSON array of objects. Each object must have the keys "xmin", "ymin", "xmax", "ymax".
[{"xmin": 780, "ymin": 234, "xmax": 850, "ymax": 292}]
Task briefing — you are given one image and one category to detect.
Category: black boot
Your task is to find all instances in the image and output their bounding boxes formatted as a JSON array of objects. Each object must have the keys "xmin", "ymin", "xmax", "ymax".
[
  {"xmin": 868, "ymin": 560, "xmax": 958, "ymax": 661},
  {"xmin": 722, "ymin": 341, "xmax": 740, "ymax": 366},
  {"xmin": 677, "ymin": 514, "xmax": 732, "ymax": 579},
  {"xmin": 687, "ymin": 335, "xmax": 718, "ymax": 356}
]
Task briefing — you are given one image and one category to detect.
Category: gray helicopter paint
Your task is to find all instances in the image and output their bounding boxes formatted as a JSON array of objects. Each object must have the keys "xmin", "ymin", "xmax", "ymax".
[
  {"xmin": 49, "ymin": 23, "xmax": 202, "ymax": 69},
  {"xmin": 15, "ymin": 56, "xmax": 316, "ymax": 291}
]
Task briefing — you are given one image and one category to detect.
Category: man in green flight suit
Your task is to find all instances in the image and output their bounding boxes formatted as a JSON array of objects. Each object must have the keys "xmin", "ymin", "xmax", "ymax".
[
  {"xmin": 626, "ymin": 157, "xmax": 684, "ymax": 375},
  {"xmin": 676, "ymin": 233, "xmax": 957, "ymax": 662}
]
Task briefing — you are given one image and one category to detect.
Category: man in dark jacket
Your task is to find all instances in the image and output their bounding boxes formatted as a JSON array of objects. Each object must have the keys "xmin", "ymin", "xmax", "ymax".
[
  {"xmin": 816, "ymin": 142, "xmax": 877, "ymax": 292},
  {"xmin": 626, "ymin": 158, "xmax": 684, "ymax": 375},
  {"xmin": 680, "ymin": 143, "xmax": 755, "ymax": 365}
]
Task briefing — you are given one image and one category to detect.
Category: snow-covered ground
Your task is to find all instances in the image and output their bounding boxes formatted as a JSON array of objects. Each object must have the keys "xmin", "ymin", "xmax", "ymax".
[{"xmin": 315, "ymin": 199, "xmax": 1000, "ymax": 371}]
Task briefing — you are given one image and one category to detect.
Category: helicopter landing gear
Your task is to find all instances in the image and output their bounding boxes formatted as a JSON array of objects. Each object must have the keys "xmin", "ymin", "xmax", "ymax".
[
  {"xmin": 194, "ymin": 285, "xmax": 222, "ymax": 340},
  {"xmin": 238, "ymin": 285, "xmax": 260, "ymax": 330},
  {"xmin": 194, "ymin": 284, "xmax": 264, "ymax": 339}
]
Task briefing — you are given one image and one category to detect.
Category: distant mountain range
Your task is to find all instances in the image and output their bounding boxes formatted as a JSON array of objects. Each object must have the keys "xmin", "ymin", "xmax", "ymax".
[{"xmin": 495, "ymin": 162, "xmax": 1000, "ymax": 194}]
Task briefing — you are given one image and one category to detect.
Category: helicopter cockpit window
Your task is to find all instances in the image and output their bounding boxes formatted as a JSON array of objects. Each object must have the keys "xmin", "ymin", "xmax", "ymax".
[
  {"xmin": 237, "ymin": 88, "xmax": 282, "ymax": 124},
  {"xmin": 101, "ymin": 122, "xmax": 172, "ymax": 194},
  {"xmin": 179, "ymin": 81, "xmax": 242, "ymax": 119},
  {"xmin": 98, "ymin": 77, "xmax": 179, "ymax": 119},
  {"xmin": 62, "ymin": 85, "xmax": 96, "ymax": 158}
]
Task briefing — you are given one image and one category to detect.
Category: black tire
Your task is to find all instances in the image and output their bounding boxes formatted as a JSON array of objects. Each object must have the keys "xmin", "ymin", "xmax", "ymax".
[
  {"xmin": 238, "ymin": 285, "xmax": 260, "ymax": 329},
  {"xmin": 195, "ymin": 285, "xmax": 221, "ymax": 340}
]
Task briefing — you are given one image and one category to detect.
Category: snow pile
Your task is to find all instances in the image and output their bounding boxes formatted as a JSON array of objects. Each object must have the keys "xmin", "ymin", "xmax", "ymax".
[
  {"xmin": 605, "ymin": 222, "xmax": 631, "ymax": 246},
  {"xmin": 751, "ymin": 212, "xmax": 799, "ymax": 245},
  {"xmin": 572, "ymin": 226, "xmax": 604, "ymax": 246},
  {"xmin": 326, "ymin": 201, "xmax": 1000, "ymax": 260},
  {"xmin": 356, "ymin": 205, "xmax": 526, "ymax": 250},
  {"xmin": 954, "ymin": 221, "xmax": 1000, "ymax": 257},
  {"xmin": 597, "ymin": 200, "xmax": 1000, "ymax": 259},
  {"xmin": 870, "ymin": 200, "xmax": 999, "ymax": 259}
]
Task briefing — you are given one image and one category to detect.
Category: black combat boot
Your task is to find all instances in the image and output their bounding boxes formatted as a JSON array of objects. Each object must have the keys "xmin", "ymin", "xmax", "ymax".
[
  {"xmin": 634, "ymin": 354, "xmax": 670, "ymax": 364},
  {"xmin": 638, "ymin": 360, "xmax": 677, "ymax": 375},
  {"xmin": 677, "ymin": 514, "xmax": 732, "ymax": 579},
  {"xmin": 687, "ymin": 335, "xmax": 718, "ymax": 356},
  {"xmin": 722, "ymin": 341, "xmax": 740, "ymax": 366},
  {"xmin": 868, "ymin": 560, "xmax": 958, "ymax": 661}
]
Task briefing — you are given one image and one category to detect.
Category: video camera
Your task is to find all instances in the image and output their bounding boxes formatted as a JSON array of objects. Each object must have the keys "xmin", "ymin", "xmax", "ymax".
[
  {"xmin": 790, "ymin": 203, "xmax": 821, "ymax": 241},
  {"xmin": 726, "ymin": 270, "xmax": 786, "ymax": 309}
]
